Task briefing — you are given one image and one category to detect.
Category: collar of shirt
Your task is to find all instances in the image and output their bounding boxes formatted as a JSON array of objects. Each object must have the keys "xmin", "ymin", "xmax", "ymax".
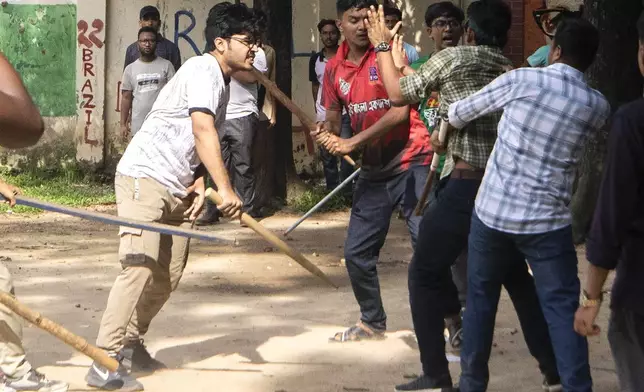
[
  {"xmin": 547, "ymin": 62, "xmax": 585, "ymax": 81},
  {"xmin": 337, "ymin": 41, "xmax": 375, "ymax": 70}
]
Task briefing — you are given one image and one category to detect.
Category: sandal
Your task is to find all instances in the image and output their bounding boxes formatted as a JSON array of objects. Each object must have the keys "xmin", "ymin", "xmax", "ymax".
[{"xmin": 329, "ymin": 321, "xmax": 386, "ymax": 342}]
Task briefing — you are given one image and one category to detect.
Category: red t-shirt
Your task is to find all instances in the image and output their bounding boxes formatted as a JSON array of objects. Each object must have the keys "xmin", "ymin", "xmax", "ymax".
[{"xmin": 321, "ymin": 42, "xmax": 431, "ymax": 179}]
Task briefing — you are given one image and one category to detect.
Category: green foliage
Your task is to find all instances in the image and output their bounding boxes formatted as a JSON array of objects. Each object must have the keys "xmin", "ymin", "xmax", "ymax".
[
  {"xmin": 290, "ymin": 186, "xmax": 352, "ymax": 213},
  {"xmin": 0, "ymin": 165, "xmax": 114, "ymax": 214}
]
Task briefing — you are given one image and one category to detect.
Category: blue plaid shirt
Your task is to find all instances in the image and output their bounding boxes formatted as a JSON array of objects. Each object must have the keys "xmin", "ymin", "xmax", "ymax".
[{"xmin": 449, "ymin": 63, "xmax": 610, "ymax": 234}]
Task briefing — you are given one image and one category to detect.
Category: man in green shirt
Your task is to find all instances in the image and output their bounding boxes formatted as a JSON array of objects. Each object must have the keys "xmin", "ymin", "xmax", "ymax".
[{"xmin": 406, "ymin": 2, "xmax": 468, "ymax": 352}]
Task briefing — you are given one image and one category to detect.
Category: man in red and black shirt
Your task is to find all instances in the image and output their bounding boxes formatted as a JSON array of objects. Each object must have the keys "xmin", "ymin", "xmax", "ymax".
[{"xmin": 315, "ymin": 0, "xmax": 431, "ymax": 342}]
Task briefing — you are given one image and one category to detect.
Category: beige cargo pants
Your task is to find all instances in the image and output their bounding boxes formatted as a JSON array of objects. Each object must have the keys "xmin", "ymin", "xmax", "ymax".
[
  {"xmin": 96, "ymin": 175, "xmax": 193, "ymax": 352},
  {"xmin": 0, "ymin": 262, "xmax": 33, "ymax": 378}
]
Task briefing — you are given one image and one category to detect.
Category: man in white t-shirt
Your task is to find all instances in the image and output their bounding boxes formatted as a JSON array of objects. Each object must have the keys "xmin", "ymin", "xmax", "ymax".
[
  {"xmin": 309, "ymin": 19, "xmax": 355, "ymax": 192},
  {"xmin": 198, "ymin": 45, "xmax": 269, "ymax": 224},
  {"xmin": 85, "ymin": 4, "xmax": 259, "ymax": 391}
]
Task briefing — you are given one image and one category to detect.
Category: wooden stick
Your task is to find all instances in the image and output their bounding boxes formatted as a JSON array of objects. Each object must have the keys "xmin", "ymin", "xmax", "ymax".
[
  {"xmin": 6, "ymin": 195, "xmax": 225, "ymax": 243},
  {"xmin": 205, "ymin": 188, "xmax": 337, "ymax": 288},
  {"xmin": 414, "ymin": 119, "xmax": 450, "ymax": 216},
  {"xmin": 0, "ymin": 291, "xmax": 119, "ymax": 372},
  {"xmin": 251, "ymin": 68, "xmax": 357, "ymax": 168}
]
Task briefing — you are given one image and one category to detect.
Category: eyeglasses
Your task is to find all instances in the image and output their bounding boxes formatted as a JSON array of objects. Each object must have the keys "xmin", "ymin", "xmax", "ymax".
[
  {"xmin": 229, "ymin": 36, "xmax": 258, "ymax": 49},
  {"xmin": 431, "ymin": 18, "xmax": 461, "ymax": 29},
  {"xmin": 138, "ymin": 39, "xmax": 155, "ymax": 45},
  {"xmin": 532, "ymin": 8, "xmax": 583, "ymax": 38}
]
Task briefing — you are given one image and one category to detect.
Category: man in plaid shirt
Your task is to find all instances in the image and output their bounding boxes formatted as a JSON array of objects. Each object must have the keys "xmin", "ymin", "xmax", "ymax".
[
  {"xmin": 447, "ymin": 19, "xmax": 609, "ymax": 392},
  {"xmin": 367, "ymin": 1, "xmax": 561, "ymax": 391}
]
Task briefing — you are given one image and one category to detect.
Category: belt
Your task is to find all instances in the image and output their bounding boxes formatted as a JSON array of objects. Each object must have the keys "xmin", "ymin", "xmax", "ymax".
[{"xmin": 450, "ymin": 168, "xmax": 485, "ymax": 180}]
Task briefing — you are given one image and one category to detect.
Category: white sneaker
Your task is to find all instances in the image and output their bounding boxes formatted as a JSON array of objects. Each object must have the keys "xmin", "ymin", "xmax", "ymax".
[{"xmin": 2, "ymin": 370, "xmax": 68, "ymax": 392}]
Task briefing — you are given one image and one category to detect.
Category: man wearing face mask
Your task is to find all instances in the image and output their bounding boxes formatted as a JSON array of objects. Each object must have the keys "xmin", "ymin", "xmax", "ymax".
[
  {"xmin": 124, "ymin": 6, "xmax": 181, "ymax": 72},
  {"xmin": 314, "ymin": 0, "xmax": 432, "ymax": 344}
]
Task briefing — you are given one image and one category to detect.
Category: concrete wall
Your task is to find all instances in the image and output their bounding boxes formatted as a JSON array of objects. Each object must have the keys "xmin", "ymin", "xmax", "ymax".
[{"xmin": 4, "ymin": 0, "xmax": 516, "ymax": 176}]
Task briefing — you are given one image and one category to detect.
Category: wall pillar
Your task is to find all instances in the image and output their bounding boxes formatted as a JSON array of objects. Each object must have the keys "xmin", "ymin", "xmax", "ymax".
[{"xmin": 75, "ymin": 0, "xmax": 106, "ymax": 164}]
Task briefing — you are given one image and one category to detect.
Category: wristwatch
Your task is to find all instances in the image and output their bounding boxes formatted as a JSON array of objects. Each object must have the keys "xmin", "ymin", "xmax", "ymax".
[
  {"xmin": 580, "ymin": 290, "xmax": 603, "ymax": 308},
  {"xmin": 374, "ymin": 41, "xmax": 391, "ymax": 53}
]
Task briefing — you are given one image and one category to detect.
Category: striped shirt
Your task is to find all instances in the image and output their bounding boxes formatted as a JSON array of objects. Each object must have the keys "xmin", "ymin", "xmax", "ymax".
[
  {"xmin": 449, "ymin": 63, "xmax": 610, "ymax": 234},
  {"xmin": 117, "ymin": 54, "xmax": 229, "ymax": 198},
  {"xmin": 400, "ymin": 45, "xmax": 513, "ymax": 177}
]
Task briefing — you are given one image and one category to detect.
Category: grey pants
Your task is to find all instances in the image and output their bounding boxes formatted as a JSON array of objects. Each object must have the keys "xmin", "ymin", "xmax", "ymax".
[
  {"xmin": 206, "ymin": 114, "xmax": 260, "ymax": 216},
  {"xmin": 608, "ymin": 308, "xmax": 644, "ymax": 392}
]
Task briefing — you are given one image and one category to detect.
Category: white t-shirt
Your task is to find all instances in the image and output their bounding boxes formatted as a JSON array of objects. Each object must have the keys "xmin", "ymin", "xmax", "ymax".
[
  {"xmin": 117, "ymin": 54, "xmax": 230, "ymax": 197},
  {"xmin": 313, "ymin": 54, "xmax": 328, "ymax": 123},
  {"xmin": 226, "ymin": 48, "xmax": 268, "ymax": 119}
]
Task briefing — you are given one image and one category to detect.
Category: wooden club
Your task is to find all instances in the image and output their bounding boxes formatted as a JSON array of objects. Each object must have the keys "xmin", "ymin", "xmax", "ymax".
[
  {"xmin": 250, "ymin": 67, "xmax": 358, "ymax": 168},
  {"xmin": 205, "ymin": 188, "xmax": 337, "ymax": 288},
  {"xmin": 0, "ymin": 291, "xmax": 120, "ymax": 372}
]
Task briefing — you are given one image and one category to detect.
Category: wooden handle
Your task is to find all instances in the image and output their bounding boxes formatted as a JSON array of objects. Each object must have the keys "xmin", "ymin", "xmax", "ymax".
[
  {"xmin": 205, "ymin": 188, "xmax": 337, "ymax": 288},
  {"xmin": 0, "ymin": 292, "xmax": 119, "ymax": 372},
  {"xmin": 251, "ymin": 68, "xmax": 357, "ymax": 168}
]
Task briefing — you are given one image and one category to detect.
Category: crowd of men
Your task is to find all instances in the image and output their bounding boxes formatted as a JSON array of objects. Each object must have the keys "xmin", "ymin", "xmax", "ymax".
[{"xmin": 0, "ymin": 0, "xmax": 643, "ymax": 391}]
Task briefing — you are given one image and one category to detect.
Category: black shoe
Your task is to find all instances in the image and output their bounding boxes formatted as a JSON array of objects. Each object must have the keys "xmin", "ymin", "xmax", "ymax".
[
  {"xmin": 85, "ymin": 354, "xmax": 144, "ymax": 391},
  {"xmin": 120, "ymin": 339, "xmax": 167, "ymax": 372},
  {"xmin": 196, "ymin": 207, "xmax": 220, "ymax": 226},
  {"xmin": 395, "ymin": 375, "xmax": 455, "ymax": 392}
]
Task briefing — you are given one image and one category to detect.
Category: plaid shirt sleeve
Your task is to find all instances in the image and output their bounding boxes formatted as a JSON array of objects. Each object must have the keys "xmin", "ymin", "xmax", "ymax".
[
  {"xmin": 448, "ymin": 71, "xmax": 515, "ymax": 129},
  {"xmin": 399, "ymin": 49, "xmax": 453, "ymax": 104}
]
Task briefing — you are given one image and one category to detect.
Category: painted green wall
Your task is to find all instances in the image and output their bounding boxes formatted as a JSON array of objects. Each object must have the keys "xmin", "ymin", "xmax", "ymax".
[{"xmin": 0, "ymin": 4, "xmax": 77, "ymax": 117}]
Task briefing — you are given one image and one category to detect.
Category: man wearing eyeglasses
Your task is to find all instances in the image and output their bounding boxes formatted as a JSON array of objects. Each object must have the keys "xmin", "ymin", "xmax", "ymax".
[
  {"xmin": 527, "ymin": 0, "xmax": 583, "ymax": 67},
  {"xmin": 120, "ymin": 27, "xmax": 175, "ymax": 141},
  {"xmin": 406, "ymin": 0, "xmax": 468, "ymax": 354},
  {"xmin": 197, "ymin": 31, "xmax": 269, "ymax": 225},
  {"xmin": 86, "ymin": 4, "xmax": 258, "ymax": 390},
  {"xmin": 366, "ymin": 1, "xmax": 561, "ymax": 391},
  {"xmin": 124, "ymin": 5, "xmax": 181, "ymax": 72}
]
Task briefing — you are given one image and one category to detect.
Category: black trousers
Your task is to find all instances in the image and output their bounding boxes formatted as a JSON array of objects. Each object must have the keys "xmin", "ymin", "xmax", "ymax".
[{"xmin": 205, "ymin": 114, "xmax": 260, "ymax": 216}]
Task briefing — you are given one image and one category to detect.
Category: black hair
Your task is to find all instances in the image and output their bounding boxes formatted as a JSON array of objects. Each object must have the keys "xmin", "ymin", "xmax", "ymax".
[
  {"xmin": 138, "ymin": 26, "xmax": 158, "ymax": 40},
  {"xmin": 317, "ymin": 19, "xmax": 339, "ymax": 33},
  {"xmin": 383, "ymin": 5, "xmax": 402, "ymax": 21},
  {"xmin": 466, "ymin": 0, "xmax": 512, "ymax": 48},
  {"xmin": 553, "ymin": 18, "xmax": 599, "ymax": 72},
  {"xmin": 204, "ymin": 2, "xmax": 258, "ymax": 50},
  {"xmin": 424, "ymin": 2, "xmax": 464, "ymax": 27},
  {"xmin": 638, "ymin": 11, "xmax": 644, "ymax": 42},
  {"xmin": 336, "ymin": 0, "xmax": 379, "ymax": 16}
]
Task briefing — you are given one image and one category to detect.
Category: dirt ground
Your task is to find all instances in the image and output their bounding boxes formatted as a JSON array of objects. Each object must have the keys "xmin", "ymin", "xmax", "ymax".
[{"xmin": 0, "ymin": 208, "xmax": 619, "ymax": 392}]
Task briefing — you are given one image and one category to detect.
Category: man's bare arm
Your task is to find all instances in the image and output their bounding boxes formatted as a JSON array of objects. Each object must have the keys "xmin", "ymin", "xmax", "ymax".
[
  {"xmin": 120, "ymin": 91, "xmax": 133, "ymax": 127},
  {"xmin": 0, "ymin": 53, "xmax": 44, "ymax": 148},
  {"xmin": 230, "ymin": 70, "xmax": 258, "ymax": 84},
  {"xmin": 376, "ymin": 51, "xmax": 408, "ymax": 106}
]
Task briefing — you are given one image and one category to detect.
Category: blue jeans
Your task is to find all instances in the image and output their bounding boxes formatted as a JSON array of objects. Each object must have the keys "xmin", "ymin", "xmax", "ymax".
[
  {"xmin": 409, "ymin": 177, "xmax": 557, "ymax": 388},
  {"xmin": 320, "ymin": 115, "xmax": 355, "ymax": 191},
  {"xmin": 460, "ymin": 212, "xmax": 591, "ymax": 392},
  {"xmin": 344, "ymin": 165, "xmax": 428, "ymax": 330}
]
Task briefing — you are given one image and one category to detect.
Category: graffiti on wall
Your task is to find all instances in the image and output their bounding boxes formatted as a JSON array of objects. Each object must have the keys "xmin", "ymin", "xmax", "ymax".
[
  {"xmin": 78, "ymin": 18, "xmax": 104, "ymax": 146},
  {"xmin": 0, "ymin": 4, "xmax": 77, "ymax": 117}
]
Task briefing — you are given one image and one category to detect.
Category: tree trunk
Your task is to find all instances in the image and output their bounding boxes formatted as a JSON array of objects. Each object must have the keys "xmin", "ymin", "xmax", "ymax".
[
  {"xmin": 254, "ymin": 0, "xmax": 311, "ymax": 204},
  {"xmin": 571, "ymin": 0, "xmax": 643, "ymax": 244}
]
